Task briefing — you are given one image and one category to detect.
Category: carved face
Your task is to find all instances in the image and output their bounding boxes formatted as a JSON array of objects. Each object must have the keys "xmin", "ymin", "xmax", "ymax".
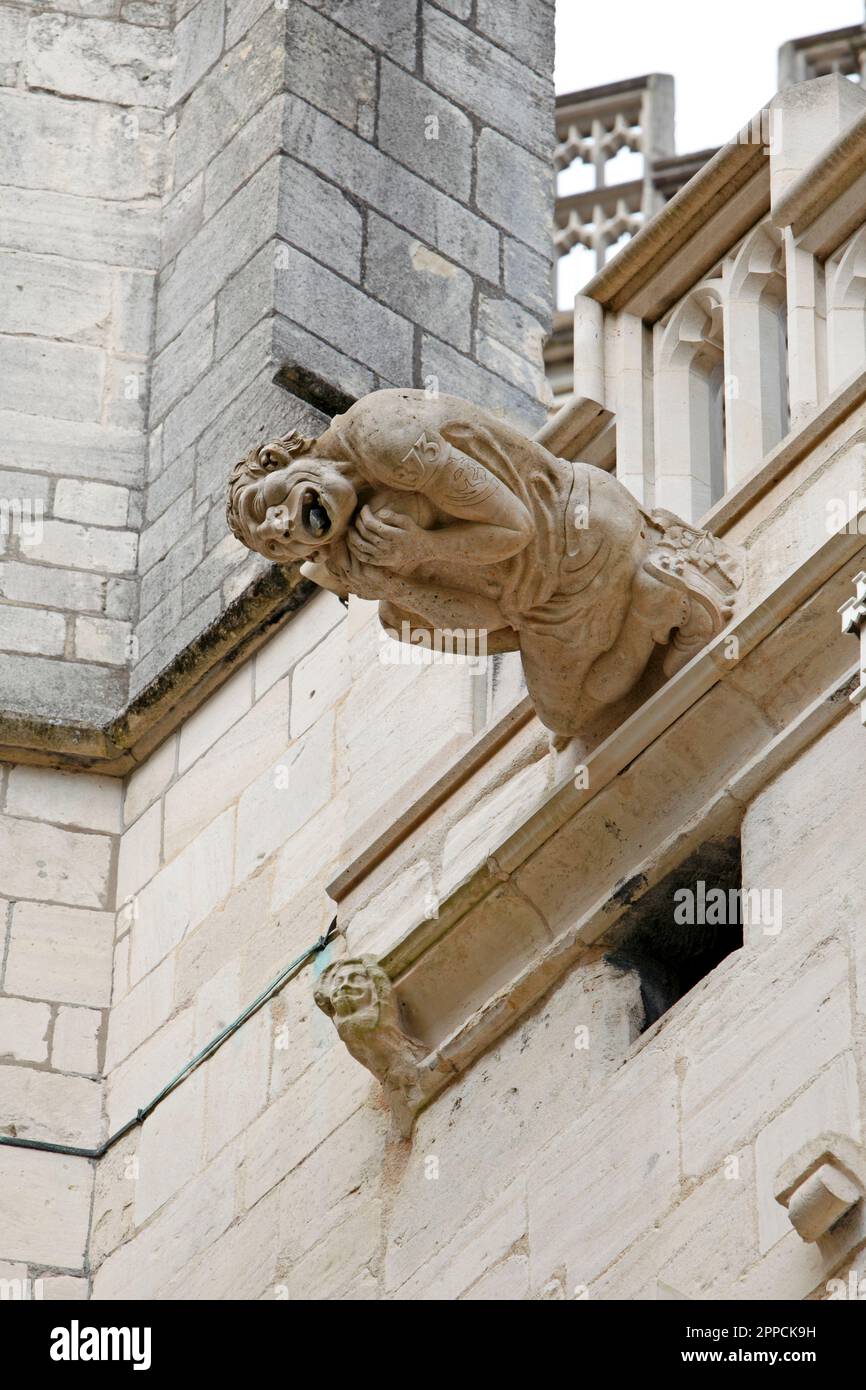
[
  {"xmin": 238, "ymin": 458, "xmax": 358, "ymax": 563},
  {"xmin": 328, "ymin": 962, "xmax": 378, "ymax": 1019}
]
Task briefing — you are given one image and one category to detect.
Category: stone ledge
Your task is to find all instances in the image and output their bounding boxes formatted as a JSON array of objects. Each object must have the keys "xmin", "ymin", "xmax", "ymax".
[
  {"xmin": 582, "ymin": 113, "xmax": 769, "ymax": 319},
  {"xmin": 772, "ymin": 105, "xmax": 866, "ymax": 241},
  {"xmin": 336, "ymin": 515, "xmax": 866, "ymax": 1105},
  {"xmin": 0, "ymin": 564, "xmax": 314, "ymax": 775}
]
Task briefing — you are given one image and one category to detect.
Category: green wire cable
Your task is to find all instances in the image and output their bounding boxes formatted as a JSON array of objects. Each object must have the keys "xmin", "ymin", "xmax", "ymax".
[{"xmin": 0, "ymin": 917, "xmax": 338, "ymax": 1161}]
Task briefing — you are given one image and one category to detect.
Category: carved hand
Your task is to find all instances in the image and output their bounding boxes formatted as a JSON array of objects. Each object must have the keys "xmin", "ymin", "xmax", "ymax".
[
  {"xmin": 346, "ymin": 505, "xmax": 429, "ymax": 575},
  {"xmin": 327, "ymin": 537, "xmax": 403, "ymax": 601}
]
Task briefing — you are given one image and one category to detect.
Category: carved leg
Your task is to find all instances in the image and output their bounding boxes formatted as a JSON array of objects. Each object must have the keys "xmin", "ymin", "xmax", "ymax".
[
  {"xmin": 582, "ymin": 564, "xmax": 690, "ymax": 704},
  {"xmin": 520, "ymin": 634, "xmax": 605, "ymax": 741}
]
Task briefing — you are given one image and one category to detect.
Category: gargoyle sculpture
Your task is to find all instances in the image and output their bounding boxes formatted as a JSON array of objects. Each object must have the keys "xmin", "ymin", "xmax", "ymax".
[
  {"xmin": 227, "ymin": 389, "xmax": 743, "ymax": 743},
  {"xmin": 313, "ymin": 955, "xmax": 436, "ymax": 1138}
]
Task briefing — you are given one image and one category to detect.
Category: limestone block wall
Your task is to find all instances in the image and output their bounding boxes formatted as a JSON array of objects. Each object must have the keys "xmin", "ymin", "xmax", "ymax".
[
  {"xmin": 133, "ymin": 0, "xmax": 557, "ymax": 696},
  {"xmin": 0, "ymin": 0, "xmax": 556, "ymax": 720},
  {"xmin": 0, "ymin": 764, "xmax": 121, "ymax": 1297},
  {"xmin": 14, "ymin": 636, "xmax": 857, "ymax": 1300},
  {"xmin": 2, "ymin": 549, "xmax": 864, "ymax": 1297},
  {"xmin": 0, "ymin": 0, "xmax": 168, "ymax": 723}
]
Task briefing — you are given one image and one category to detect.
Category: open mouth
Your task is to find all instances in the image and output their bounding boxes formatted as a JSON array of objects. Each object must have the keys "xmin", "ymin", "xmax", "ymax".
[{"xmin": 301, "ymin": 489, "xmax": 331, "ymax": 540}]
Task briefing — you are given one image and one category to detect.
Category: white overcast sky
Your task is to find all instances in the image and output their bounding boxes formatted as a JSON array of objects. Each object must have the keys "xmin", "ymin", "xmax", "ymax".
[{"xmin": 555, "ymin": 0, "xmax": 865, "ymax": 152}]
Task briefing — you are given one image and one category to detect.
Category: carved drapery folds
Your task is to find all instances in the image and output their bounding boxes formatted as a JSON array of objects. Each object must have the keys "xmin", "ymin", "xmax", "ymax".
[{"xmin": 227, "ymin": 389, "xmax": 745, "ymax": 743}]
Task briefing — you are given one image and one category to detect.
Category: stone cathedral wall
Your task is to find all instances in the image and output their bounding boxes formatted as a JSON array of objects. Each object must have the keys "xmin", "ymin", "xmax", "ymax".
[{"xmin": 3, "ymin": 2, "xmax": 866, "ymax": 1306}]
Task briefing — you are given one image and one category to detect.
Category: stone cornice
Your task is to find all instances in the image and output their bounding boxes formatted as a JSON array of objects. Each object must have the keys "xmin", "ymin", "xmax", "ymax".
[
  {"xmin": 771, "ymin": 105, "xmax": 866, "ymax": 242},
  {"xmin": 582, "ymin": 115, "xmax": 770, "ymax": 320},
  {"xmin": 0, "ymin": 565, "xmax": 314, "ymax": 775}
]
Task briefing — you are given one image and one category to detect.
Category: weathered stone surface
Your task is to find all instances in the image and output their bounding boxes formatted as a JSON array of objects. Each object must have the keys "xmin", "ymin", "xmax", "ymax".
[
  {"xmin": 5, "ymin": 766, "xmax": 120, "ymax": 833},
  {"xmin": 124, "ymin": 735, "xmax": 177, "ymax": 827},
  {"xmin": 527, "ymin": 1043, "xmax": 679, "ymax": 1293},
  {"xmin": 106, "ymin": 1007, "xmax": 194, "ymax": 1134},
  {"xmin": 0, "ymin": 653, "xmax": 124, "ymax": 724},
  {"xmin": 25, "ymin": 14, "xmax": 173, "ymax": 106},
  {"xmin": 0, "ymin": 605, "xmax": 65, "ymax": 657},
  {"xmin": 165, "ymin": 676, "xmax": 289, "ymax": 859},
  {"xmin": 242, "ymin": 1034, "xmax": 372, "ymax": 1210},
  {"xmin": 150, "ymin": 302, "xmax": 215, "ymax": 427},
  {"xmin": 40, "ymin": 1276, "xmax": 90, "ymax": 1300},
  {"xmin": 6, "ymin": 902, "xmax": 114, "ymax": 1006},
  {"xmin": 476, "ymin": 127, "xmax": 555, "ymax": 257},
  {"xmin": 303, "ymin": 0, "xmax": 415, "ymax": 70},
  {"xmin": 233, "ymin": 710, "xmax": 333, "ymax": 885},
  {"xmin": 173, "ymin": 8, "xmax": 284, "ymax": 192},
  {"xmin": 0, "ymin": 817, "xmax": 112, "ymax": 909},
  {"xmin": 289, "ymin": 623, "xmax": 348, "ymax": 738},
  {"xmin": 171, "ymin": 0, "xmax": 224, "ymax": 105},
  {"xmin": 254, "ymin": 591, "xmax": 345, "ymax": 701},
  {"xmin": 0, "ymin": 1148, "xmax": 91, "ymax": 1268},
  {"xmin": 284, "ymin": 3, "xmax": 377, "ymax": 137},
  {"xmin": 53, "ymin": 1006, "xmax": 102, "ymax": 1075},
  {"xmin": 365, "ymin": 215, "xmax": 473, "ymax": 352},
  {"xmin": 0, "ymin": 998, "xmax": 50, "ymax": 1064},
  {"xmin": 276, "ymin": 1199, "xmax": 381, "ymax": 1300},
  {"xmin": 117, "ymin": 800, "xmax": 162, "ymax": 904},
  {"xmin": 0, "ymin": 560, "xmax": 102, "ymax": 615},
  {"xmin": 282, "ymin": 94, "xmax": 500, "ymax": 282},
  {"xmin": 1, "ymin": 410, "xmax": 146, "ymax": 485},
  {"xmin": 277, "ymin": 155, "xmax": 364, "ymax": 282},
  {"xmin": 92, "ymin": 1148, "xmax": 237, "ymax": 1299},
  {"xmin": 503, "ymin": 237, "xmax": 553, "ymax": 322},
  {"xmin": 274, "ymin": 242, "xmax": 413, "ymax": 385},
  {"xmin": 377, "ymin": 61, "xmax": 473, "ymax": 201},
  {"xmin": 0, "ymin": 90, "xmax": 163, "ymax": 200},
  {"xmin": 156, "ymin": 160, "xmax": 279, "ymax": 353},
  {"xmin": 25, "ymin": 518, "xmax": 138, "ymax": 574},
  {"xmin": 106, "ymin": 956, "xmax": 174, "ymax": 1071},
  {"xmin": 55, "ymin": 479, "xmax": 130, "ymax": 528},
  {"xmin": 129, "ymin": 809, "xmax": 234, "ymax": 983},
  {"xmin": 0, "ymin": 8, "xmax": 27, "ymax": 86},
  {"xmin": 201, "ymin": 94, "xmax": 279, "ymax": 223},
  {"xmin": 74, "ymin": 615, "xmax": 132, "ymax": 666},
  {"xmin": 0, "ymin": 249, "xmax": 112, "ymax": 345},
  {"xmin": 422, "ymin": 6, "xmax": 553, "ymax": 159},
  {"xmin": 0, "ymin": 188, "xmax": 159, "ymax": 268},
  {"xmin": 203, "ymin": 1006, "xmax": 270, "ymax": 1159},
  {"xmin": 476, "ymin": 0, "xmax": 555, "ymax": 74},
  {"xmin": 0, "ymin": 1064, "xmax": 102, "ymax": 1147},
  {"xmin": 163, "ymin": 1182, "xmax": 281, "ymax": 1299},
  {"xmin": 136, "ymin": 1069, "xmax": 206, "ymax": 1224},
  {"xmin": 0, "ymin": 337, "xmax": 104, "ymax": 424}
]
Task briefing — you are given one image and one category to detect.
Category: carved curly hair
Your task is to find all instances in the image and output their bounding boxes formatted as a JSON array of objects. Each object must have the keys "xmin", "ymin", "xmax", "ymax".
[
  {"xmin": 225, "ymin": 429, "xmax": 315, "ymax": 544},
  {"xmin": 313, "ymin": 956, "xmax": 392, "ymax": 1018}
]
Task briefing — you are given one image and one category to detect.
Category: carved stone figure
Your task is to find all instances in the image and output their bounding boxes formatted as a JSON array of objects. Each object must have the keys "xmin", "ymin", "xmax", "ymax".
[
  {"xmin": 313, "ymin": 955, "xmax": 431, "ymax": 1138},
  {"xmin": 227, "ymin": 389, "xmax": 743, "ymax": 744}
]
